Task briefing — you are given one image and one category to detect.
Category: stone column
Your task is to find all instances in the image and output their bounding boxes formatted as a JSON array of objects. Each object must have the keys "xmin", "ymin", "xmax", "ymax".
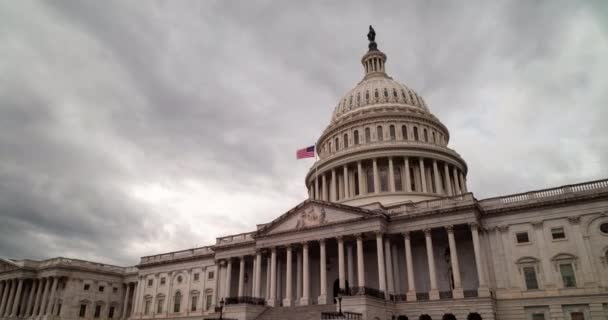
[
  {"xmin": 25, "ymin": 279, "xmax": 37, "ymax": 317},
  {"xmin": 375, "ymin": 233, "xmax": 387, "ymax": 298},
  {"xmin": 356, "ymin": 234, "xmax": 366, "ymax": 287},
  {"xmin": 452, "ymin": 167, "xmax": 461, "ymax": 194},
  {"xmin": 47, "ymin": 276, "xmax": 59, "ymax": 316},
  {"xmin": 10, "ymin": 278, "xmax": 23, "ymax": 317},
  {"xmin": 498, "ymin": 226, "xmax": 514, "ymax": 289},
  {"xmin": 372, "ymin": 159, "xmax": 379, "ymax": 193},
  {"xmin": 569, "ymin": 216, "xmax": 594, "ymax": 286},
  {"xmin": 0, "ymin": 280, "xmax": 10, "ymax": 316},
  {"xmin": 346, "ymin": 245, "xmax": 354, "ymax": 287},
  {"xmin": 443, "ymin": 163, "xmax": 453, "ymax": 196},
  {"xmin": 254, "ymin": 251, "xmax": 263, "ymax": 298},
  {"xmin": 335, "ymin": 237, "xmax": 345, "ymax": 291},
  {"xmin": 296, "ymin": 250, "xmax": 302, "ymax": 301},
  {"xmin": 459, "ymin": 172, "xmax": 467, "ymax": 192},
  {"xmin": 283, "ymin": 246, "xmax": 293, "ymax": 306},
  {"xmin": 388, "ymin": 157, "xmax": 396, "ymax": 192},
  {"xmin": 40, "ymin": 276, "xmax": 53, "ymax": 316},
  {"xmin": 315, "ymin": 177, "xmax": 319, "ymax": 200},
  {"xmin": 357, "ymin": 161, "xmax": 364, "ymax": 195},
  {"xmin": 238, "ymin": 257, "xmax": 245, "ymax": 297},
  {"xmin": 301, "ymin": 242, "xmax": 310, "ymax": 306},
  {"xmin": 212, "ymin": 263, "xmax": 220, "ymax": 307},
  {"xmin": 318, "ymin": 240, "xmax": 328, "ymax": 304},
  {"xmin": 343, "ymin": 165, "xmax": 349, "ymax": 199},
  {"xmin": 391, "ymin": 244, "xmax": 400, "ymax": 294},
  {"xmin": 403, "ymin": 157, "xmax": 412, "ymax": 192},
  {"xmin": 18, "ymin": 281, "xmax": 29, "ymax": 317},
  {"xmin": 419, "ymin": 158, "xmax": 427, "ymax": 193},
  {"xmin": 133, "ymin": 277, "xmax": 143, "ymax": 316},
  {"xmin": 446, "ymin": 226, "xmax": 463, "ymax": 298},
  {"xmin": 432, "ymin": 160, "xmax": 442, "ymax": 194},
  {"xmin": 322, "ymin": 174, "xmax": 328, "ymax": 201},
  {"xmin": 424, "ymin": 229, "xmax": 439, "ymax": 300},
  {"xmin": 4, "ymin": 279, "xmax": 15, "ymax": 317},
  {"xmin": 265, "ymin": 257, "xmax": 271, "ymax": 300},
  {"xmin": 122, "ymin": 283, "xmax": 131, "ymax": 319},
  {"xmin": 268, "ymin": 248, "xmax": 277, "ymax": 306},
  {"xmin": 330, "ymin": 169, "xmax": 337, "ymax": 202},
  {"xmin": 471, "ymin": 223, "xmax": 490, "ymax": 297},
  {"xmin": 32, "ymin": 278, "xmax": 44, "ymax": 317},
  {"xmin": 384, "ymin": 238, "xmax": 395, "ymax": 294},
  {"xmin": 225, "ymin": 259, "xmax": 233, "ymax": 298},
  {"xmin": 403, "ymin": 231, "xmax": 416, "ymax": 301}
]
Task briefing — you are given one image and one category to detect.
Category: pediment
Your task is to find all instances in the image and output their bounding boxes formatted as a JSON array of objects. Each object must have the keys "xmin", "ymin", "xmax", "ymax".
[
  {"xmin": 257, "ymin": 200, "xmax": 379, "ymax": 236},
  {"xmin": 0, "ymin": 258, "xmax": 21, "ymax": 272}
]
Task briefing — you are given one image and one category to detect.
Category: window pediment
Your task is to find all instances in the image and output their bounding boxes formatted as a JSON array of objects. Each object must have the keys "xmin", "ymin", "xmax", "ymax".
[{"xmin": 516, "ymin": 256, "xmax": 540, "ymax": 265}]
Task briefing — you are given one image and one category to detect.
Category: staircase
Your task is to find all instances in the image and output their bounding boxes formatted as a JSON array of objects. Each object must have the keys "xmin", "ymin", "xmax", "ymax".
[{"xmin": 255, "ymin": 304, "xmax": 337, "ymax": 320}]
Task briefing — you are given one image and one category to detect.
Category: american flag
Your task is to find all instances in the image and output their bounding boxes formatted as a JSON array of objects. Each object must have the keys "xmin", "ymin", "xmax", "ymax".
[{"xmin": 296, "ymin": 145, "xmax": 315, "ymax": 159}]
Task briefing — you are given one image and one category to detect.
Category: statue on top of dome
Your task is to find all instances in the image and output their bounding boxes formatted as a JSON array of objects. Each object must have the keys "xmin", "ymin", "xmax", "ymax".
[{"xmin": 367, "ymin": 25, "xmax": 378, "ymax": 51}]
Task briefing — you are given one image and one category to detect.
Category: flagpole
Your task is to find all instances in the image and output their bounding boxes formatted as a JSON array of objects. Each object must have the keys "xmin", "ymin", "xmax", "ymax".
[{"xmin": 314, "ymin": 143, "xmax": 318, "ymax": 200}]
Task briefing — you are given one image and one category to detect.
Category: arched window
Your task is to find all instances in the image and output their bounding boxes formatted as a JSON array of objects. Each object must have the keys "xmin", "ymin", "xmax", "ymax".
[
  {"xmin": 366, "ymin": 168, "xmax": 374, "ymax": 193},
  {"xmin": 389, "ymin": 125, "xmax": 396, "ymax": 140},
  {"xmin": 328, "ymin": 141, "xmax": 332, "ymax": 153},
  {"xmin": 442, "ymin": 314, "xmax": 456, "ymax": 320},
  {"xmin": 423, "ymin": 128, "xmax": 428, "ymax": 142},
  {"xmin": 354, "ymin": 130, "xmax": 359, "ymax": 145},
  {"xmin": 413, "ymin": 127, "xmax": 419, "ymax": 141},
  {"xmin": 432, "ymin": 131, "xmax": 436, "ymax": 143},
  {"xmin": 467, "ymin": 313, "xmax": 482, "ymax": 320},
  {"xmin": 377, "ymin": 126, "xmax": 384, "ymax": 141},
  {"xmin": 173, "ymin": 292, "xmax": 181, "ymax": 313},
  {"xmin": 343, "ymin": 134, "xmax": 349, "ymax": 149},
  {"xmin": 379, "ymin": 165, "xmax": 389, "ymax": 192},
  {"xmin": 419, "ymin": 315, "xmax": 432, "ymax": 320},
  {"xmin": 401, "ymin": 125, "xmax": 408, "ymax": 140},
  {"xmin": 335, "ymin": 137, "xmax": 339, "ymax": 151},
  {"xmin": 365, "ymin": 128, "xmax": 371, "ymax": 143},
  {"xmin": 394, "ymin": 167, "xmax": 402, "ymax": 191}
]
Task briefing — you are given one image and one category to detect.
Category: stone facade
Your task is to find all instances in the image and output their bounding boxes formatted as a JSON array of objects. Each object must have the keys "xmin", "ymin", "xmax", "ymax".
[{"xmin": 1, "ymin": 32, "xmax": 608, "ymax": 320}]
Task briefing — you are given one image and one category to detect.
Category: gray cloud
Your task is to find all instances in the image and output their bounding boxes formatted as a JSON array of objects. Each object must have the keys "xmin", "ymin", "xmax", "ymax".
[{"xmin": 0, "ymin": 0, "xmax": 606, "ymax": 266}]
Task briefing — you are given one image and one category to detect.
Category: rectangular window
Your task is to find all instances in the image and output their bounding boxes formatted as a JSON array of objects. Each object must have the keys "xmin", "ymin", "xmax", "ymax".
[
  {"xmin": 206, "ymin": 295, "xmax": 212, "ymax": 311},
  {"xmin": 108, "ymin": 306, "xmax": 115, "ymax": 319},
  {"xmin": 551, "ymin": 227, "xmax": 566, "ymax": 240},
  {"xmin": 560, "ymin": 264, "xmax": 577, "ymax": 288},
  {"xmin": 56, "ymin": 303, "xmax": 62, "ymax": 316},
  {"xmin": 191, "ymin": 296, "xmax": 198, "ymax": 312},
  {"xmin": 523, "ymin": 266, "xmax": 539, "ymax": 290},
  {"xmin": 79, "ymin": 305, "xmax": 87, "ymax": 318},
  {"xmin": 144, "ymin": 300, "xmax": 151, "ymax": 315},
  {"xmin": 147, "ymin": 279, "xmax": 153, "ymax": 287},
  {"xmin": 113, "ymin": 287, "xmax": 118, "ymax": 293},
  {"xmin": 208, "ymin": 272, "xmax": 214, "ymax": 280},
  {"xmin": 570, "ymin": 312, "xmax": 584, "ymax": 320},
  {"xmin": 99, "ymin": 286, "xmax": 104, "ymax": 292},
  {"xmin": 160, "ymin": 277, "xmax": 166, "ymax": 285},
  {"xmin": 94, "ymin": 305, "xmax": 101, "ymax": 318},
  {"xmin": 157, "ymin": 300, "xmax": 164, "ymax": 314},
  {"xmin": 532, "ymin": 314, "xmax": 545, "ymax": 320},
  {"xmin": 193, "ymin": 273, "xmax": 199, "ymax": 281},
  {"xmin": 516, "ymin": 232, "xmax": 530, "ymax": 244},
  {"xmin": 84, "ymin": 284, "xmax": 90, "ymax": 291}
]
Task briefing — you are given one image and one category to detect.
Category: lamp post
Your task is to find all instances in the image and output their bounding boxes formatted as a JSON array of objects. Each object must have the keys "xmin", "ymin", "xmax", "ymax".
[
  {"xmin": 335, "ymin": 296, "xmax": 343, "ymax": 316},
  {"xmin": 219, "ymin": 298, "xmax": 224, "ymax": 320}
]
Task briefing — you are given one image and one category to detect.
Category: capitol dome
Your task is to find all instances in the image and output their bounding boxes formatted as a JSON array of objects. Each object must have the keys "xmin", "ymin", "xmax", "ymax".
[{"xmin": 306, "ymin": 27, "xmax": 469, "ymax": 207}]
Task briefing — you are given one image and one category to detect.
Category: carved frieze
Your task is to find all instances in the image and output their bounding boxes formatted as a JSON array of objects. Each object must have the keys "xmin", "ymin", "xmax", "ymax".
[{"xmin": 295, "ymin": 206, "xmax": 327, "ymax": 229}]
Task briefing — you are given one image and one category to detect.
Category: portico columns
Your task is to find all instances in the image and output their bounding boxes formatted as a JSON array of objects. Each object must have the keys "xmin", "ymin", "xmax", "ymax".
[
  {"xmin": 419, "ymin": 158, "xmax": 427, "ymax": 193},
  {"xmin": 346, "ymin": 245, "xmax": 354, "ymax": 287},
  {"xmin": 356, "ymin": 234, "xmax": 366, "ymax": 287},
  {"xmin": 10, "ymin": 279, "xmax": 22, "ymax": 317},
  {"xmin": 315, "ymin": 177, "xmax": 319, "ymax": 200},
  {"xmin": 375, "ymin": 233, "xmax": 387, "ymax": 298},
  {"xmin": 384, "ymin": 238, "xmax": 395, "ymax": 294},
  {"xmin": 372, "ymin": 159, "xmax": 379, "ymax": 194},
  {"xmin": 403, "ymin": 232, "xmax": 416, "ymax": 301},
  {"xmin": 284, "ymin": 246, "xmax": 293, "ymax": 306},
  {"xmin": 459, "ymin": 172, "xmax": 467, "ymax": 192},
  {"xmin": 337, "ymin": 237, "xmax": 346, "ymax": 291},
  {"xmin": 388, "ymin": 157, "xmax": 396, "ymax": 192},
  {"xmin": 268, "ymin": 248, "xmax": 277, "ymax": 306},
  {"xmin": 122, "ymin": 283, "xmax": 131, "ymax": 319},
  {"xmin": 296, "ymin": 250, "xmax": 302, "ymax": 301},
  {"xmin": 357, "ymin": 161, "xmax": 364, "ymax": 195},
  {"xmin": 330, "ymin": 170, "xmax": 337, "ymax": 202},
  {"xmin": 238, "ymin": 256, "xmax": 245, "ymax": 297},
  {"xmin": 432, "ymin": 160, "xmax": 442, "ymax": 194},
  {"xmin": 322, "ymin": 174, "xmax": 328, "ymax": 201},
  {"xmin": 404, "ymin": 158, "xmax": 412, "ymax": 192},
  {"xmin": 4, "ymin": 279, "xmax": 15, "ymax": 317},
  {"xmin": 446, "ymin": 226, "xmax": 464, "ymax": 298},
  {"xmin": 343, "ymin": 165, "xmax": 349, "ymax": 199},
  {"xmin": 25, "ymin": 279, "xmax": 37, "ymax": 317},
  {"xmin": 32, "ymin": 278, "xmax": 44, "ymax": 317},
  {"xmin": 471, "ymin": 223, "xmax": 490, "ymax": 297},
  {"xmin": 254, "ymin": 251, "xmax": 263, "ymax": 298},
  {"xmin": 424, "ymin": 229, "xmax": 439, "ymax": 300},
  {"xmin": 0, "ymin": 280, "xmax": 10, "ymax": 316},
  {"xmin": 265, "ymin": 257, "xmax": 271, "ymax": 300},
  {"xmin": 318, "ymin": 240, "xmax": 328, "ymax": 304},
  {"xmin": 444, "ymin": 163, "xmax": 453, "ymax": 196},
  {"xmin": 301, "ymin": 242, "xmax": 310, "ymax": 306},
  {"xmin": 452, "ymin": 167, "xmax": 461, "ymax": 194},
  {"xmin": 225, "ymin": 259, "xmax": 233, "ymax": 299}
]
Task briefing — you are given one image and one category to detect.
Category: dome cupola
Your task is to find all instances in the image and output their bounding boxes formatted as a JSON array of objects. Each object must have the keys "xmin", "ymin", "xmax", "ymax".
[{"xmin": 305, "ymin": 27, "xmax": 469, "ymax": 207}]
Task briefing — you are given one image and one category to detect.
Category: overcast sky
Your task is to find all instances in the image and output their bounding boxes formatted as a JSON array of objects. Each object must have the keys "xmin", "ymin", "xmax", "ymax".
[{"xmin": 1, "ymin": 1, "xmax": 607, "ymax": 266}]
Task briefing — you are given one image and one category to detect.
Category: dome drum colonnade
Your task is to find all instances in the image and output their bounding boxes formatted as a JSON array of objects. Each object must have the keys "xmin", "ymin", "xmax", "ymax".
[{"xmin": 306, "ymin": 38, "xmax": 468, "ymax": 207}]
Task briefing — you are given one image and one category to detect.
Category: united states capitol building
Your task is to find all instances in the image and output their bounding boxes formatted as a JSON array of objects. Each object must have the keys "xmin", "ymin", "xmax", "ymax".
[{"xmin": 1, "ymin": 29, "xmax": 608, "ymax": 320}]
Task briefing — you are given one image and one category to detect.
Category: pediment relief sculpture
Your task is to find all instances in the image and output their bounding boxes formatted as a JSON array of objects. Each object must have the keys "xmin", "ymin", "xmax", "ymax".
[{"xmin": 295, "ymin": 206, "xmax": 327, "ymax": 229}]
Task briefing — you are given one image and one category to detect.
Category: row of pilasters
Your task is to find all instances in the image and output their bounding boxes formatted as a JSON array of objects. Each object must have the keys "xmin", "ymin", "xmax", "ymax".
[
  {"xmin": 217, "ymin": 223, "xmax": 487, "ymax": 306},
  {"xmin": 309, "ymin": 156, "xmax": 467, "ymax": 201},
  {"xmin": 0, "ymin": 276, "xmax": 59, "ymax": 319}
]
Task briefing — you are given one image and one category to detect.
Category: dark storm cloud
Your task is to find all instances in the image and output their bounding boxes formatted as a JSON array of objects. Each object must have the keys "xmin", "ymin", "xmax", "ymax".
[{"xmin": 0, "ymin": 1, "xmax": 606, "ymax": 266}]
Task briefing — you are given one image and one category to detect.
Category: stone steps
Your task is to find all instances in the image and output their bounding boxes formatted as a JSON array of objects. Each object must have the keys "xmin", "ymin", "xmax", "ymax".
[{"xmin": 255, "ymin": 304, "xmax": 337, "ymax": 320}]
